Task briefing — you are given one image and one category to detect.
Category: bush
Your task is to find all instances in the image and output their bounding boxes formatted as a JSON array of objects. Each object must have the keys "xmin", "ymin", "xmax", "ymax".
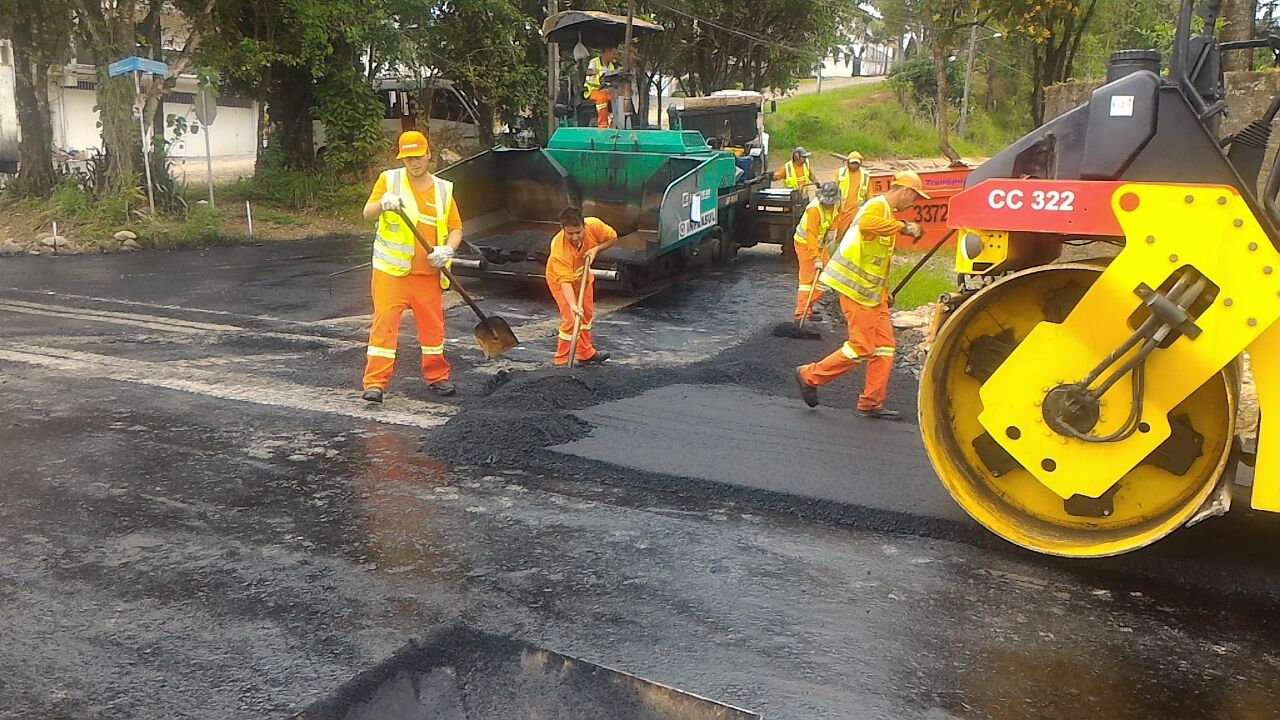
[
  {"xmin": 172, "ymin": 205, "xmax": 223, "ymax": 247},
  {"xmin": 888, "ymin": 57, "xmax": 965, "ymax": 108},
  {"xmin": 51, "ymin": 178, "xmax": 89, "ymax": 219},
  {"xmin": 222, "ymin": 167, "xmax": 371, "ymax": 220}
]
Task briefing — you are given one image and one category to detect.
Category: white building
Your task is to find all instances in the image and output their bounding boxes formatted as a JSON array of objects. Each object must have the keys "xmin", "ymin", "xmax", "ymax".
[{"xmin": 0, "ymin": 38, "xmax": 261, "ymax": 171}]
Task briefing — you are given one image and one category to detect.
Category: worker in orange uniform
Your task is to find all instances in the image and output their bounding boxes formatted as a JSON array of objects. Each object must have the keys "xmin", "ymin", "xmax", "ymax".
[
  {"xmin": 584, "ymin": 46, "xmax": 620, "ymax": 128},
  {"xmin": 791, "ymin": 181, "xmax": 841, "ymax": 322},
  {"xmin": 360, "ymin": 130, "xmax": 463, "ymax": 403},
  {"xmin": 773, "ymin": 147, "xmax": 814, "ymax": 194},
  {"xmin": 795, "ymin": 172, "xmax": 928, "ymax": 419},
  {"xmin": 833, "ymin": 151, "xmax": 871, "ymax": 239},
  {"xmin": 546, "ymin": 206, "xmax": 618, "ymax": 365}
]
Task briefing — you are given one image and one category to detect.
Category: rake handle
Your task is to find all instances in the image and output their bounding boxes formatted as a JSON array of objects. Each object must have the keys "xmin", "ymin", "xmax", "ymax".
[{"xmin": 566, "ymin": 262, "xmax": 591, "ymax": 369}]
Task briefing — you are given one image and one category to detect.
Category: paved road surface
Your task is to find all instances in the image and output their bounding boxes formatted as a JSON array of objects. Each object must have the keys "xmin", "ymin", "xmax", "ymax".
[{"xmin": 2, "ymin": 239, "xmax": 1280, "ymax": 719}]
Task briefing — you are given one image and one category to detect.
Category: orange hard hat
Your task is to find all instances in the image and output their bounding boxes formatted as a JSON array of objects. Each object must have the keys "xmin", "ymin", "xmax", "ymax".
[
  {"xmin": 397, "ymin": 131, "xmax": 430, "ymax": 159},
  {"xmin": 892, "ymin": 170, "xmax": 931, "ymax": 199}
]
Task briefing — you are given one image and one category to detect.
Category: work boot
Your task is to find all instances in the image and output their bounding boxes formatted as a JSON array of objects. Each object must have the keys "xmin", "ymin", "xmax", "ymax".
[
  {"xmin": 582, "ymin": 351, "xmax": 610, "ymax": 364},
  {"xmin": 362, "ymin": 387, "xmax": 384, "ymax": 404},
  {"xmin": 856, "ymin": 407, "xmax": 901, "ymax": 421},
  {"xmin": 795, "ymin": 367, "xmax": 818, "ymax": 408},
  {"xmin": 429, "ymin": 379, "xmax": 457, "ymax": 397}
]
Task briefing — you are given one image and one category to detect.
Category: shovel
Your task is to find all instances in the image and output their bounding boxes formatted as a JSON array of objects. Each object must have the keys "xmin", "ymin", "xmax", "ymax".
[
  {"xmin": 566, "ymin": 260, "xmax": 591, "ymax": 368},
  {"xmin": 393, "ymin": 207, "xmax": 519, "ymax": 359}
]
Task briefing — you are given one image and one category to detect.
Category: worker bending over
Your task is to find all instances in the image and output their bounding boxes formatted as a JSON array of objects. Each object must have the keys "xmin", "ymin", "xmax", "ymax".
[
  {"xmin": 360, "ymin": 131, "xmax": 463, "ymax": 403},
  {"xmin": 774, "ymin": 147, "xmax": 814, "ymax": 194},
  {"xmin": 834, "ymin": 151, "xmax": 870, "ymax": 238},
  {"xmin": 791, "ymin": 181, "xmax": 841, "ymax": 322},
  {"xmin": 795, "ymin": 172, "xmax": 927, "ymax": 419},
  {"xmin": 584, "ymin": 46, "xmax": 620, "ymax": 128},
  {"xmin": 546, "ymin": 206, "xmax": 618, "ymax": 365}
]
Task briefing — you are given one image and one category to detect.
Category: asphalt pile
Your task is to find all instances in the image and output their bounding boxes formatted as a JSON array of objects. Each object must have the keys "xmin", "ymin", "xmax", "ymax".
[{"xmin": 425, "ymin": 325, "xmax": 921, "ymax": 470}]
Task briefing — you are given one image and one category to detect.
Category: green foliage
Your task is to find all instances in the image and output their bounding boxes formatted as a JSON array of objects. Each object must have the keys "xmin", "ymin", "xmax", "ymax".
[
  {"xmin": 172, "ymin": 205, "xmax": 225, "ymax": 247},
  {"xmin": 222, "ymin": 168, "xmax": 370, "ymax": 219},
  {"xmin": 312, "ymin": 65, "xmax": 390, "ymax": 170},
  {"xmin": 888, "ymin": 57, "xmax": 965, "ymax": 106},
  {"xmin": 765, "ymin": 84, "xmax": 1020, "ymax": 159},
  {"xmin": 255, "ymin": 210, "xmax": 307, "ymax": 226},
  {"xmin": 890, "ymin": 252, "xmax": 955, "ymax": 311},
  {"xmin": 51, "ymin": 178, "xmax": 90, "ymax": 219}
]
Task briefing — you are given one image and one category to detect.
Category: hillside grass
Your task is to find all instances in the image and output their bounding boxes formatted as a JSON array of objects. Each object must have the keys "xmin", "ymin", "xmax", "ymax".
[{"xmin": 765, "ymin": 83, "xmax": 1024, "ymax": 160}]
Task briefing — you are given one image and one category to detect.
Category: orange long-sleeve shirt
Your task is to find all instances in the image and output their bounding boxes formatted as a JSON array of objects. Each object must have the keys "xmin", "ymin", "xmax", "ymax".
[
  {"xmin": 546, "ymin": 217, "xmax": 618, "ymax": 285},
  {"xmin": 856, "ymin": 195, "xmax": 905, "ymax": 241},
  {"xmin": 367, "ymin": 172, "xmax": 462, "ymax": 275}
]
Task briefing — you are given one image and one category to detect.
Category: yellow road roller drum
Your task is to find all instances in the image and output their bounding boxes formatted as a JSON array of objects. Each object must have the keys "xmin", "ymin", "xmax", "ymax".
[{"xmin": 921, "ymin": 179, "xmax": 1280, "ymax": 557}]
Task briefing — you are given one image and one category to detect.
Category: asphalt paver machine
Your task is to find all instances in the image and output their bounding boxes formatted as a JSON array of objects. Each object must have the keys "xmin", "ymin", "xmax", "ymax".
[
  {"xmin": 438, "ymin": 10, "xmax": 791, "ymax": 291},
  {"xmin": 920, "ymin": 0, "xmax": 1280, "ymax": 556}
]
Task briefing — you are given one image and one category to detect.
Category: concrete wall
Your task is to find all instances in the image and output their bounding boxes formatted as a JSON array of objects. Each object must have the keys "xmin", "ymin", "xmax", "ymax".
[
  {"xmin": 1045, "ymin": 71, "xmax": 1280, "ymax": 188},
  {"xmin": 48, "ymin": 86, "xmax": 259, "ymax": 158}
]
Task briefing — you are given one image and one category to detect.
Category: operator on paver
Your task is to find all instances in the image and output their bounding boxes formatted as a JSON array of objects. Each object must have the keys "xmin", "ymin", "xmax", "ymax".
[
  {"xmin": 834, "ymin": 151, "xmax": 871, "ymax": 238},
  {"xmin": 360, "ymin": 130, "xmax": 463, "ymax": 403},
  {"xmin": 546, "ymin": 206, "xmax": 618, "ymax": 366},
  {"xmin": 584, "ymin": 46, "xmax": 620, "ymax": 129},
  {"xmin": 791, "ymin": 181, "xmax": 842, "ymax": 322},
  {"xmin": 773, "ymin": 147, "xmax": 814, "ymax": 195},
  {"xmin": 794, "ymin": 172, "xmax": 927, "ymax": 419}
]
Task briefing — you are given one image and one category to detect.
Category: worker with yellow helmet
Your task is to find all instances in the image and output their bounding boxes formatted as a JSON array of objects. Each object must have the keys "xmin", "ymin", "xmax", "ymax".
[
  {"xmin": 834, "ymin": 151, "xmax": 871, "ymax": 239},
  {"xmin": 795, "ymin": 171, "xmax": 928, "ymax": 420}
]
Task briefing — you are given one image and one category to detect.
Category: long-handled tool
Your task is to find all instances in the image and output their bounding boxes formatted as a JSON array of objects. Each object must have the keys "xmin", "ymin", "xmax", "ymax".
[
  {"xmin": 566, "ymin": 261, "xmax": 592, "ymax": 368},
  {"xmin": 890, "ymin": 228, "xmax": 956, "ymax": 304},
  {"xmin": 771, "ymin": 277, "xmax": 823, "ymax": 340},
  {"xmin": 327, "ymin": 261, "xmax": 372, "ymax": 297},
  {"xmin": 393, "ymin": 207, "xmax": 519, "ymax": 359}
]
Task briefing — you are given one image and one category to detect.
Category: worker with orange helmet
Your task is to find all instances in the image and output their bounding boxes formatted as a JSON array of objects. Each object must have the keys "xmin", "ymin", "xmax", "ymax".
[
  {"xmin": 546, "ymin": 206, "xmax": 618, "ymax": 365},
  {"xmin": 795, "ymin": 171, "xmax": 927, "ymax": 419},
  {"xmin": 360, "ymin": 130, "xmax": 463, "ymax": 403}
]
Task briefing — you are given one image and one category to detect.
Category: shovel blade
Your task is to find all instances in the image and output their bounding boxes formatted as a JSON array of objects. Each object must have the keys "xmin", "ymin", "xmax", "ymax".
[{"xmin": 474, "ymin": 316, "xmax": 519, "ymax": 358}]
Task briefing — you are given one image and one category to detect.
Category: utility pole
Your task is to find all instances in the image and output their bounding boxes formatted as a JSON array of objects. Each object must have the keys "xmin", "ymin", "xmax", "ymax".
[
  {"xmin": 958, "ymin": 23, "xmax": 978, "ymax": 140},
  {"xmin": 547, "ymin": 0, "xmax": 558, "ymax": 138}
]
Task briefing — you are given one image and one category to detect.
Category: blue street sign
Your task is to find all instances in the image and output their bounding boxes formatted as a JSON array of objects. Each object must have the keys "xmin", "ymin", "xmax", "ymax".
[{"xmin": 107, "ymin": 56, "xmax": 169, "ymax": 78}]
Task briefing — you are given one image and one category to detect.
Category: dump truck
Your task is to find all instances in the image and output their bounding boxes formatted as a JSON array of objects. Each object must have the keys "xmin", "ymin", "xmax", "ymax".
[
  {"xmin": 438, "ymin": 11, "xmax": 792, "ymax": 292},
  {"xmin": 920, "ymin": 0, "xmax": 1280, "ymax": 557}
]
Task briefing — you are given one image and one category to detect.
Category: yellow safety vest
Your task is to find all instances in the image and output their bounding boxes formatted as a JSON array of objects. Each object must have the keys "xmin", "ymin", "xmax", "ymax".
[
  {"xmin": 372, "ymin": 168, "xmax": 454, "ymax": 288},
  {"xmin": 837, "ymin": 166, "xmax": 871, "ymax": 208},
  {"xmin": 783, "ymin": 160, "xmax": 812, "ymax": 190},
  {"xmin": 792, "ymin": 200, "xmax": 838, "ymax": 248},
  {"xmin": 584, "ymin": 56, "xmax": 617, "ymax": 97},
  {"xmin": 820, "ymin": 195, "xmax": 895, "ymax": 307}
]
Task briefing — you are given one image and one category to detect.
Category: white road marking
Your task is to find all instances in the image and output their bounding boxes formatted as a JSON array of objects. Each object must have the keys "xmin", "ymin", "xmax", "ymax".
[
  {"xmin": 0, "ymin": 300, "xmax": 365, "ymax": 350},
  {"xmin": 0, "ymin": 344, "xmax": 455, "ymax": 429}
]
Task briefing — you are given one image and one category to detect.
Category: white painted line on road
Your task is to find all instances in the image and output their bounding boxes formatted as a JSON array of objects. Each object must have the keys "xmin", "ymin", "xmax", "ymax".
[
  {"xmin": 0, "ymin": 300, "xmax": 365, "ymax": 350},
  {"xmin": 4, "ymin": 289, "xmax": 328, "ymax": 327},
  {"xmin": 0, "ymin": 345, "xmax": 455, "ymax": 430}
]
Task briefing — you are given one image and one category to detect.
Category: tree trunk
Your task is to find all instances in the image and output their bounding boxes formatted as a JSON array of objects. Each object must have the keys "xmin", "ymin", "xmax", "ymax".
[
  {"xmin": 1222, "ymin": 0, "xmax": 1256, "ymax": 72},
  {"xmin": 930, "ymin": 34, "xmax": 959, "ymax": 162},
  {"xmin": 266, "ymin": 63, "xmax": 317, "ymax": 172},
  {"xmin": 10, "ymin": 19, "xmax": 56, "ymax": 196}
]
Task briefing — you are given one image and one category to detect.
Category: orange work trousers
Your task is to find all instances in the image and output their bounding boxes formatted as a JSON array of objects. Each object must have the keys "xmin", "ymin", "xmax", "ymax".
[
  {"xmin": 588, "ymin": 89, "xmax": 613, "ymax": 128},
  {"xmin": 793, "ymin": 240, "xmax": 826, "ymax": 321},
  {"xmin": 548, "ymin": 276, "xmax": 597, "ymax": 365},
  {"xmin": 362, "ymin": 270, "xmax": 450, "ymax": 390},
  {"xmin": 798, "ymin": 294, "xmax": 895, "ymax": 412}
]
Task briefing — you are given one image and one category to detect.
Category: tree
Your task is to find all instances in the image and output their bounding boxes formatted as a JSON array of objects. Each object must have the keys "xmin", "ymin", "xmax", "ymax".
[
  {"xmin": 73, "ymin": 0, "xmax": 216, "ymax": 201},
  {"xmin": 1000, "ymin": 0, "xmax": 1101, "ymax": 127},
  {"xmin": 1, "ymin": 0, "xmax": 70, "ymax": 197},
  {"xmin": 1222, "ymin": 0, "xmax": 1257, "ymax": 71}
]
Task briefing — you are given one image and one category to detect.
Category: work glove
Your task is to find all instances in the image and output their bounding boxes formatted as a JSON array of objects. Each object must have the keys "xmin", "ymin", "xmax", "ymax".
[
  {"xmin": 902, "ymin": 222, "xmax": 924, "ymax": 240},
  {"xmin": 813, "ymin": 258, "xmax": 824, "ymax": 270},
  {"xmin": 427, "ymin": 245, "xmax": 455, "ymax": 268},
  {"xmin": 379, "ymin": 193, "xmax": 402, "ymax": 212}
]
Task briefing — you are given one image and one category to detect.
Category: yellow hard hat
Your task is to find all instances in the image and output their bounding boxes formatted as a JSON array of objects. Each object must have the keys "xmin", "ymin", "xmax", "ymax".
[
  {"xmin": 892, "ymin": 170, "xmax": 931, "ymax": 199},
  {"xmin": 845, "ymin": 151, "xmax": 863, "ymax": 164},
  {"xmin": 396, "ymin": 131, "xmax": 430, "ymax": 159}
]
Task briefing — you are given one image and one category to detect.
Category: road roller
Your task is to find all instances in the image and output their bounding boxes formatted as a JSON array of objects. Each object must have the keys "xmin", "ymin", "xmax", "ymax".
[{"xmin": 920, "ymin": 0, "xmax": 1280, "ymax": 556}]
